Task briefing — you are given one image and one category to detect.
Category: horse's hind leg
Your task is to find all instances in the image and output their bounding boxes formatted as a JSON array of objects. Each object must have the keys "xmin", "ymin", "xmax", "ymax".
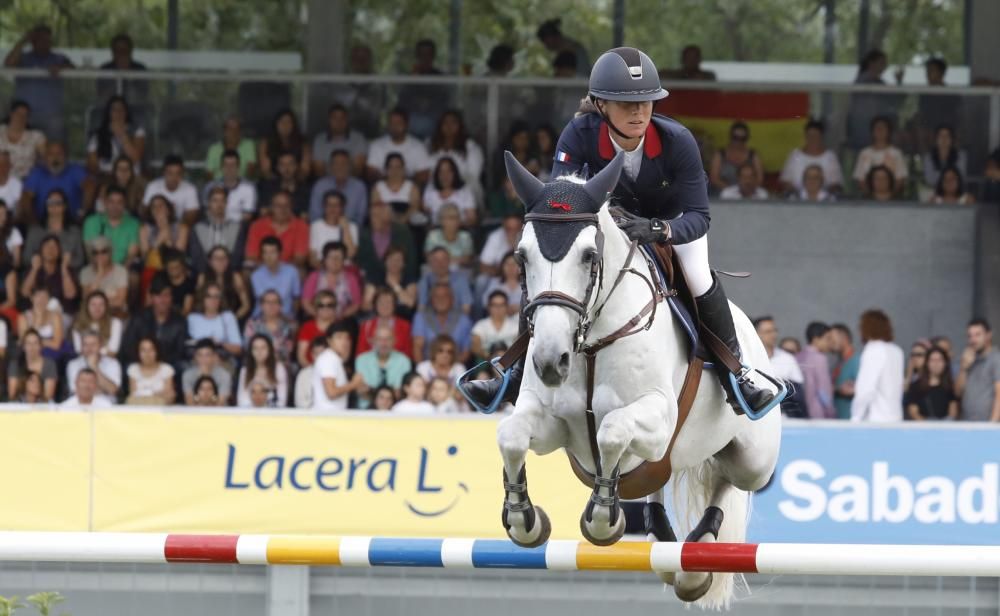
[
  {"xmin": 674, "ymin": 454, "xmax": 750, "ymax": 608},
  {"xmin": 496, "ymin": 394, "xmax": 566, "ymax": 547},
  {"xmin": 645, "ymin": 489, "xmax": 677, "ymax": 585},
  {"xmin": 581, "ymin": 393, "xmax": 670, "ymax": 546}
]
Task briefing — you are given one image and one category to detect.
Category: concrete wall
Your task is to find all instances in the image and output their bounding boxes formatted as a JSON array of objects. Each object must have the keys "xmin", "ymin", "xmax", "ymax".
[{"xmin": 706, "ymin": 201, "xmax": 977, "ymax": 351}]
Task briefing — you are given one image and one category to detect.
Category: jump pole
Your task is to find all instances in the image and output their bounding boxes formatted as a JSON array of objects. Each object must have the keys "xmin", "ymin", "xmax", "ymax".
[{"xmin": 1, "ymin": 532, "xmax": 999, "ymax": 577}]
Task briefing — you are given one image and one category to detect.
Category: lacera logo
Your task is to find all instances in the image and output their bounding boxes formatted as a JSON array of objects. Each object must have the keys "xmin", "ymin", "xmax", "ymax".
[
  {"xmin": 223, "ymin": 443, "xmax": 469, "ymax": 517},
  {"xmin": 778, "ymin": 460, "xmax": 999, "ymax": 524}
]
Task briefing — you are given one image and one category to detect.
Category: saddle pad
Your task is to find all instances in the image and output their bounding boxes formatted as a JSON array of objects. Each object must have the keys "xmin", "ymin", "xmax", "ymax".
[{"xmin": 639, "ymin": 245, "xmax": 711, "ymax": 364}]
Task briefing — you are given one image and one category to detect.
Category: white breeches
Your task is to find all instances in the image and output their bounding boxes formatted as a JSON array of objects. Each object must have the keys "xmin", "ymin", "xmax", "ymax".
[{"xmin": 672, "ymin": 235, "xmax": 713, "ymax": 297}]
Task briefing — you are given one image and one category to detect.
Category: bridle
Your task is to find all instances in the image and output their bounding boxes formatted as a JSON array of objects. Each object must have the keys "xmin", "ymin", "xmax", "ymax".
[
  {"xmin": 518, "ymin": 207, "xmax": 666, "ymax": 509},
  {"xmin": 519, "ymin": 212, "xmax": 604, "ymax": 351},
  {"xmin": 518, "ymin": 210, "xmax": 661, "ymax": 355}
]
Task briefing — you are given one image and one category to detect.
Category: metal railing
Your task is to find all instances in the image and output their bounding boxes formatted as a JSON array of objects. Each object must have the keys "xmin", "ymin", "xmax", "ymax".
[{"xmin": 1, "ymin": 67, "xmax": 996, "ymax": 192}]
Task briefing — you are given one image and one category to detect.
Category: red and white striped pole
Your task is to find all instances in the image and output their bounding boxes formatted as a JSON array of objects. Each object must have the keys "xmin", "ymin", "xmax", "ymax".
[{"xmin": 0, "ymin": 532, "xmax": 998, "ymax": 577}]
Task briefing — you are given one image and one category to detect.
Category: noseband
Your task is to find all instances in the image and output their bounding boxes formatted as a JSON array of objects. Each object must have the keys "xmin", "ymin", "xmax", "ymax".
[{"xmin": 519, "ymin": 212, "xmax": 606, "ymax": 351}]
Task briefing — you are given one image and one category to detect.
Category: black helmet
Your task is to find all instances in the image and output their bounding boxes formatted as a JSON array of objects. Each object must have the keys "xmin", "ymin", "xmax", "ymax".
[{"xmin": 588, "ymin": 47, "xmax": 668, "ymax": 102}]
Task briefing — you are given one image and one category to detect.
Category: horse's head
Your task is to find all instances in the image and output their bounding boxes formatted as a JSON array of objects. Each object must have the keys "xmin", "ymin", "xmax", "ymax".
[{"xmin": 505, "ymin": 151, "xmax": 625, "ymax": 387}]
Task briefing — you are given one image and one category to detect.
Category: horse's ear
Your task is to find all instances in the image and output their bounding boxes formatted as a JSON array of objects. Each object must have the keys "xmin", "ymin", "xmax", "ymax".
[
  {"xmin": 504, "ymin": 150, "xmax": 544, "ymax": 209},
  {"xmin": 583, "ymin": 152, "xmax": 624, "ymax": 207}
]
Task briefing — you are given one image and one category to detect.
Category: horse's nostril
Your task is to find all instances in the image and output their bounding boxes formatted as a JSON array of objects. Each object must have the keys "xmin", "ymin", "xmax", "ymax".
[{"xmin": 559, "ymin": 352, "xmax": 570, "ymax": 369}]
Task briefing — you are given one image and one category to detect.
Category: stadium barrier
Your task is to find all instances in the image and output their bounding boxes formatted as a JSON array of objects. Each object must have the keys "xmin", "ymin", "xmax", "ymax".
[{"xmin": 1, "ymin": 532, "xmax": 999, "ymax": 577}]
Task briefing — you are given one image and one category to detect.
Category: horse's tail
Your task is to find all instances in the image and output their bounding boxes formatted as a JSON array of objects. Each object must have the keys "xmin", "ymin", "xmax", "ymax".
[{"xmin": 672, "ymin": 458, "xmax": 750, "ymax": 610}]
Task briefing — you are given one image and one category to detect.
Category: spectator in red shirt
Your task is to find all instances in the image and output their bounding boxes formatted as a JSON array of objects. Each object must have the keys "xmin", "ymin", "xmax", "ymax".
[
  {"xmin": 245, "ymin": 190, "xmax": 309, "ymax": 268},
  {"xmin": 296, "ymin": 289, "xmax": 339, "ymax": 367},
  {"xmin": 356, "ymin": 286, "xmax": 412, "ymax": 359}
]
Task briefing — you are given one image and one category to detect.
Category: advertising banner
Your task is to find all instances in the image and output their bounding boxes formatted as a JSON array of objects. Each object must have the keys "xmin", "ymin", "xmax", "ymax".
[
  {"xmin": 1, "ymin": 411, "xmax": 997, "ymax": 544},
  {"xmin": 0, "ymin": 411, "xmax": 91, "ymax": 531},
  {"xmin": 749, "ymin": 424, "xmax": 1000, "ymax": 545},
  {"xmin": 90, "ymin": 411, "xmax": 591, "ymax": 537}
]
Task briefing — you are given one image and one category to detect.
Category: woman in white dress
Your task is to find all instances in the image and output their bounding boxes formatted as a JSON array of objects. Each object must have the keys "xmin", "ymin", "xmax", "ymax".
[
  {"xmin": 371, "ymin": 153, "xmax": 422, "ymax": 225},
  {"xmin": 422, "ymin": 156, "xmax": 476, "ymax": 226}
]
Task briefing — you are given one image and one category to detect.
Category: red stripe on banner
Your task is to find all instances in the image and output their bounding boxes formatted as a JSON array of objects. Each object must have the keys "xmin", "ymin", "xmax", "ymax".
[
  {"xmin": 656, "ymin": 91, "xmax": 809, "ymax": 120},
  {"xmin": 165, "ymin": 534, "xmax": 240, "ymax": 563},
  {"xmin": 680, "ymin": 543, "xmax": 759, "ymax": 573}
]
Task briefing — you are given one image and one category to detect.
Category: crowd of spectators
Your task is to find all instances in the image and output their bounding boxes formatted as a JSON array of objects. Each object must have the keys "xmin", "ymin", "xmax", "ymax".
[
  {"xmin": 754, "ymin": 313, "xmax": 1000, "ymax": 423},
  {"xmin": 0, "ymin": 24, "xmax": 997, "ymax": 419}
]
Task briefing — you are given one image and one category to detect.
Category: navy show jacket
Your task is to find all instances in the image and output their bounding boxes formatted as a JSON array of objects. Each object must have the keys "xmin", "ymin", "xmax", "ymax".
[{"xmin": 550, "ymin": 112, "xmax": 711, "ymax": 245}]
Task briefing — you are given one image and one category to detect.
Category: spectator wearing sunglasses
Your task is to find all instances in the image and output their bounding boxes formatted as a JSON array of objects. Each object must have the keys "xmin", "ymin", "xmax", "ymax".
[{"xmin": 709, "ymin": 121, "xmax": 763, "ymax": 194}]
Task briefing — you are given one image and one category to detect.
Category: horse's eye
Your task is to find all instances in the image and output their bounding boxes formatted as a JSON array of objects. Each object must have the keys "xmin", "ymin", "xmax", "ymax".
[
  {"xmin": 582, "ymin": 249, "xmax": 598, "ymax": 264},
  {"xmin": 514, "ymin": 250, "xmax": 527, "ymax": 265}
]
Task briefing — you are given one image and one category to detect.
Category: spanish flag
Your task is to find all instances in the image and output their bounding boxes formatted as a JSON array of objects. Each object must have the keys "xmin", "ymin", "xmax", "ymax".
[{"xmin": 656, "ymin": 90, "xmax": 810, "ymax": 173}]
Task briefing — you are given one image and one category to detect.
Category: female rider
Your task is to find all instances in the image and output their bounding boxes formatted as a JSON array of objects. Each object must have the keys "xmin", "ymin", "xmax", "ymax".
[{"xmin": 466, "ymin": 47, "xmax": 773, "ymax": 416}]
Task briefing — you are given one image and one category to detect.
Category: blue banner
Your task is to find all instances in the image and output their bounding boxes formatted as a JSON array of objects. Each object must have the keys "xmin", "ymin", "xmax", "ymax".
[{"xmin": 748, "ymin": 423, "xmax": 1000, "ymax": 545}]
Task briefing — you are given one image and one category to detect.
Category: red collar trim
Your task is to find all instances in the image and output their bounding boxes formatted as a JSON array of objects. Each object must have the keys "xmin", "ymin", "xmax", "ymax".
[{"xmin": 598, "ymin": 121, "xmax": 663, "ymax": 160}]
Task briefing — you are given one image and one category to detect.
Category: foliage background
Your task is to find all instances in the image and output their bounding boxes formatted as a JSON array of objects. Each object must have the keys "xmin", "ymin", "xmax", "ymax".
[{"xmin": 0, "ymin": 0, "xmax": 965, "ymax": 74}]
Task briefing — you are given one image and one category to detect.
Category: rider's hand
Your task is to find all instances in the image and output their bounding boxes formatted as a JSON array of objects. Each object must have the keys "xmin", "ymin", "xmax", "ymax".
[{"xmin": 617, "ymin": 210, "xmax": 670, "ymax": 244}]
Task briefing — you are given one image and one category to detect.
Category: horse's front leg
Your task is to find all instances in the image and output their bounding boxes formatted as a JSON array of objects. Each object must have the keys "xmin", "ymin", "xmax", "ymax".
[
  {"xmin": 581, "ymin": 391, "xmax": 671, "ymax": 546},
  {"xmin": 496, "ymin": 391, "xmax": 566, "ymax": 547}
]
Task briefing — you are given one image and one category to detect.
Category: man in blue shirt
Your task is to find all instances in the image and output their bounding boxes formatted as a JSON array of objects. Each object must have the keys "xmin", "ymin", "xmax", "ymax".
[
  {"xmin": 4, "ymin": 25, "xmax": 74, "ymax": 140},
  {"xmin": 250, "ymin": 236, "xmax": 301, "ymax": 319},
  {"xmin": 21, "ymin": 141, "xmax": 90, "ymax": 223},
  {"xmin": 412, "ymin": 282, "xmax": 472, "ymax": 363},
  {"xmin": 308, "ymin": 149, "xmax": 368, "ymax": 224},
  {"xmin": 417, "ymin": 247, "xmax": 473, "ymax": 314}
]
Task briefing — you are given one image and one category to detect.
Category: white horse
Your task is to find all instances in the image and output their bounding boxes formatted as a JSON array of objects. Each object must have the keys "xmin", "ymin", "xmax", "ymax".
[{"xmin": 494, "ymin": 152, "xmax": 782, "ymax": 608}]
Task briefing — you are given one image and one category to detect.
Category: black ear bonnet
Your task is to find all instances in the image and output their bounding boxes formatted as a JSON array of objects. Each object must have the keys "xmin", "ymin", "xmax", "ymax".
[{"xmin": 503, "ymin": 151, "xmax": 624, "ymax": 261}]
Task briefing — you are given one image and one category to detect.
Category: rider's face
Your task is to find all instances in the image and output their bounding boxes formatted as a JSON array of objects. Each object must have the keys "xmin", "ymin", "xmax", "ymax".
[{"xmin": 600, "ymin": 100, "xmax": 653, "ymax": 142}]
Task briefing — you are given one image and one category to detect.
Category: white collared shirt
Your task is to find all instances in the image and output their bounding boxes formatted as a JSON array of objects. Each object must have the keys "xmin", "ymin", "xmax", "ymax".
[{"xmin": 610, "ymin": 135, "xmax": 645, "ymax": 182}]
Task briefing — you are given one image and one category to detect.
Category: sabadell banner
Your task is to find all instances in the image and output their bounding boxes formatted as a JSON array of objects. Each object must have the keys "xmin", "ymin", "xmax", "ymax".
[{"xmin": 0, "ymin": 410, "xmax": 997, "ymax": 544}]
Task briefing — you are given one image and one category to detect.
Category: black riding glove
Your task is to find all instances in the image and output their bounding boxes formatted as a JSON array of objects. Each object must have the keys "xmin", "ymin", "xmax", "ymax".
[{"xmin": 617, "ymin": 211, "xmax": 671, "ymax": 244}]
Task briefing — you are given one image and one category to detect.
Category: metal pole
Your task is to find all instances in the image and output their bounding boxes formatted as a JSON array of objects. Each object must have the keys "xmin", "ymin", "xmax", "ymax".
[
  {"xmin": 989, "ymin": 92, "xmax": 1000, "ymax": 153},
  {"xmin": 612, "ymin": 0, "xmax": 625, "ymax": 48},
  {"xmin": 963, "ymin": 0, "xmax": 972, "ymax": 68},
  {"xmin": 823, "ymin": 0, "xmax": 836, "ymax": 64},
  {"xmin": 821, "ymin": 0, "xmax": 836, "ymax": 122},
  {"xmin": 166, "ymin": 0, "xmax": 179, "ymax": 101},
  {"xmin": 857, "ymin": 0, "xmax": 870, "ymax": 59},
  {"xmin": 449, "ymin": 0, "xmax": 462, "ymax": 74},
  {"xmin": 486, "ymin": 81, "xmax": 499, "ymax": 189},
  {"xmin": 167, "ymin": 0, "xmax": 179, "ymax": 50}
]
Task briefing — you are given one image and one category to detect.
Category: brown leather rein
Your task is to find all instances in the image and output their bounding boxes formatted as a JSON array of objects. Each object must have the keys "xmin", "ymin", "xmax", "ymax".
[{"xmin": 509, "ymin": 212, "xmax": 705, "ymax": 499}]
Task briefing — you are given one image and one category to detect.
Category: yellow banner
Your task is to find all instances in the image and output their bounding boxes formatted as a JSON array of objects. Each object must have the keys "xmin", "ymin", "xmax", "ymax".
[
  {"xmin": 2, "ymin": 410, "xmax": 593, "ymax": 538},
  {"xmin": 0, "ymin": 411, "xmax": 91, "ymax": 530}
]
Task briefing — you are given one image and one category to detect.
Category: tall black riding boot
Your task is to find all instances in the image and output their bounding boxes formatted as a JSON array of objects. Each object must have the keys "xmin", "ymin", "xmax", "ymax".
[
  {"xmin": 464, "ymin": 307, "xmax": 527, "ymax": 409},
  {"xmin": 696, "ymin": 276, "xmax": 775, "ymax": 415}
]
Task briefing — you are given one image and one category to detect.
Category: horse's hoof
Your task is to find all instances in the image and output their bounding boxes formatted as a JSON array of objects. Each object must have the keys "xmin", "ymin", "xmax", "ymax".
[
  {"xmin": 675, "ymin": 572, "xmax": 713, "ymax": 603},
  {"xmin": 579, "ymin": 506, "xmax": 625, "ymax": 546},
  {"xmin": 508, "ymin": 506, "xmax": 551, "ymax": 548},
  {"xmin": 648, "ymin": 533, "xmax": 676, "ymax": 585}
]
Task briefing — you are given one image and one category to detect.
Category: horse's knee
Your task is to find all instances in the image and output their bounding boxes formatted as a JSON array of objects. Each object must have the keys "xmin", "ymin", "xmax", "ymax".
[
  {"xmin": 596, "ymin": 420, "xmax": 631, "ymax": 456},
  {"xmin": 497, "ymin": 418, "xmax": 531, "ymax": 459}
]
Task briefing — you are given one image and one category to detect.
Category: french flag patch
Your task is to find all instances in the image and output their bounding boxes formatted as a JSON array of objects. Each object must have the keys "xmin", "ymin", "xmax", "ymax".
[{"xmin": 556, "ymin": 151, "xmax": 571, "ymax": 163}]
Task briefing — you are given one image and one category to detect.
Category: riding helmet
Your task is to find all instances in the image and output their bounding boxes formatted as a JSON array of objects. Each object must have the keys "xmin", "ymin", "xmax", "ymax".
[{"xmin": 588, "ymin": 47, "xmax": 668, "ymax": 102}]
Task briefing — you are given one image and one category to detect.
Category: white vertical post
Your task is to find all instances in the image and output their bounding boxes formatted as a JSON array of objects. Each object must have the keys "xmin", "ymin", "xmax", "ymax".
[{"xmin": 268, "ymin": 565, "xmax": 310, "ymax": 616}]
